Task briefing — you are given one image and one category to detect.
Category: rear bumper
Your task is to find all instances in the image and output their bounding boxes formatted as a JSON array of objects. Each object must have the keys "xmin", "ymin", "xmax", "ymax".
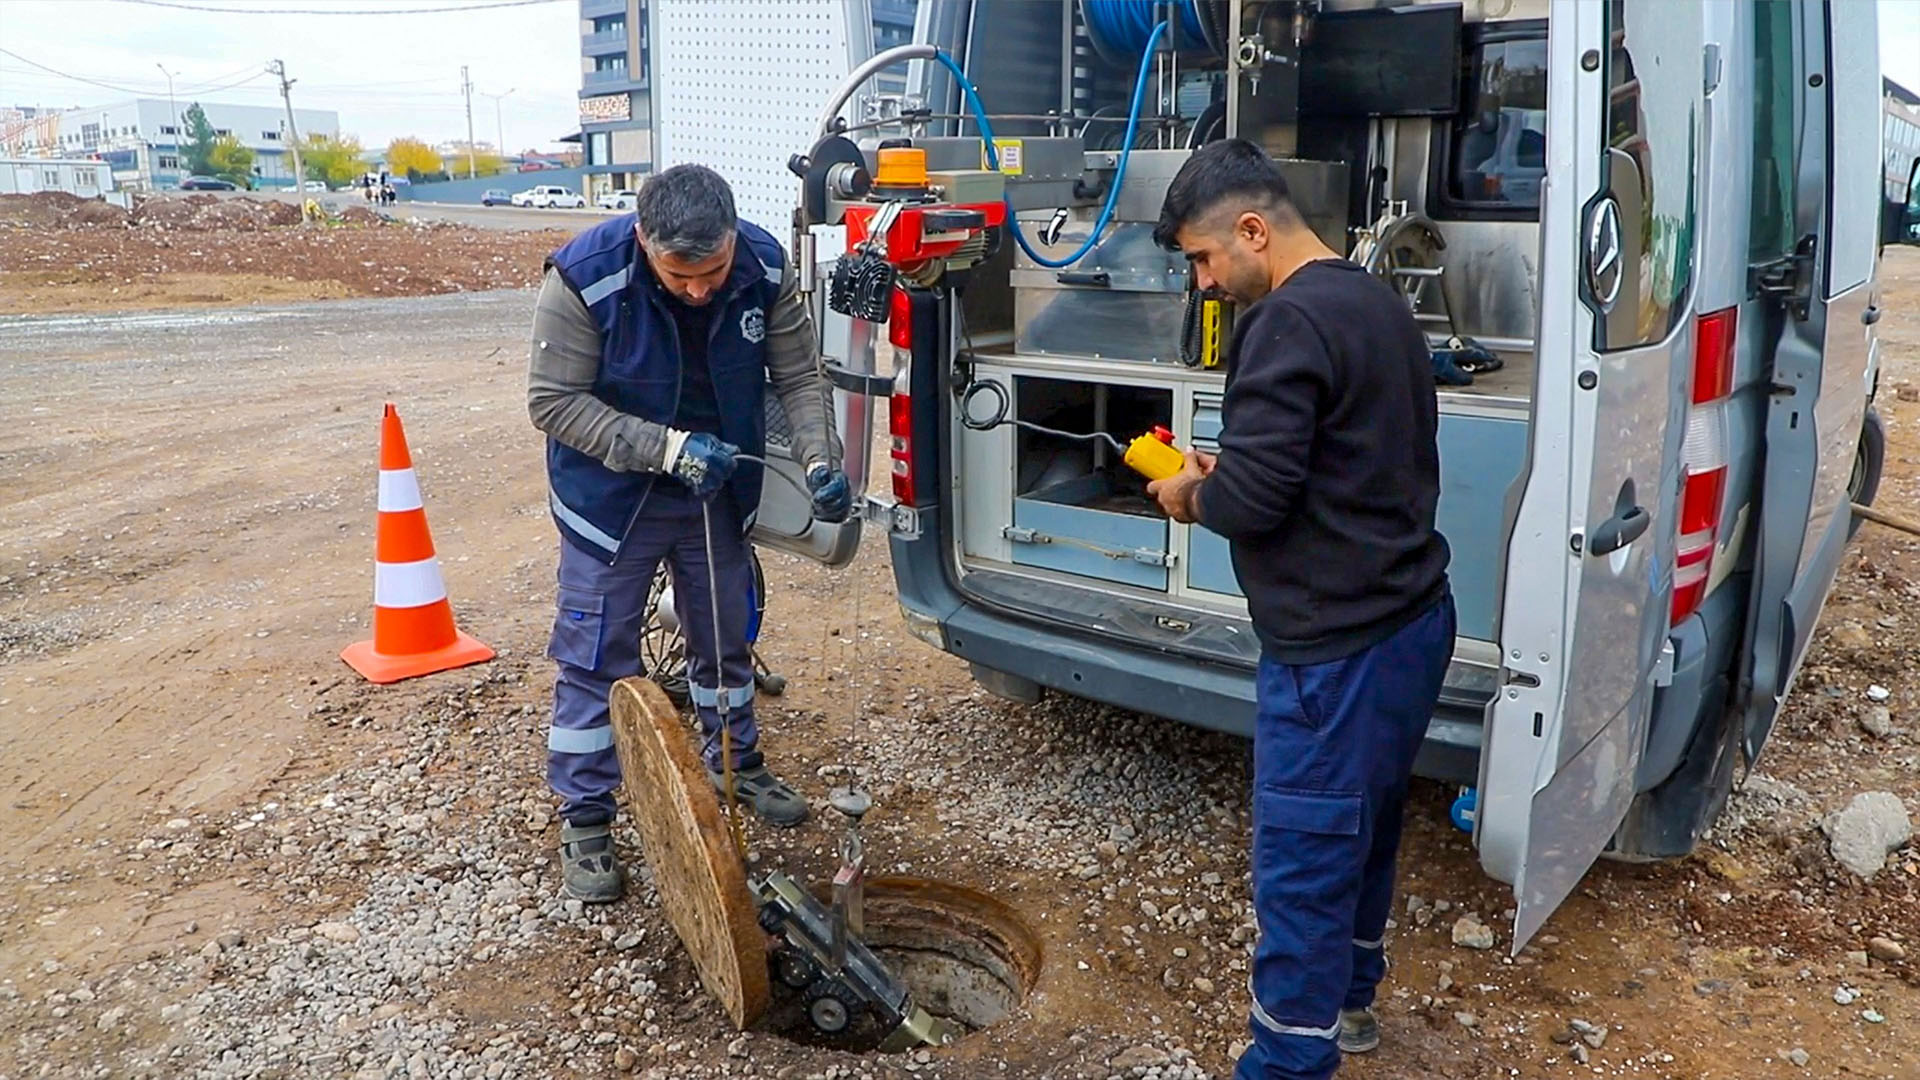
[{"xmin": 890, "ymin": 511, "xmax": 1486, "ymax": 784}]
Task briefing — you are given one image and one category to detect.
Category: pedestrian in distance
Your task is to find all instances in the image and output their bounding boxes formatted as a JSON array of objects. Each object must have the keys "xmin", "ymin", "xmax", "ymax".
[
  {"xmin": 526, "ymin": 163, "xmax": 852, "ymax": 903},
  {"xmin": 1148, "ymin": 139, "xmax": 1456, "ymax": 1080}
]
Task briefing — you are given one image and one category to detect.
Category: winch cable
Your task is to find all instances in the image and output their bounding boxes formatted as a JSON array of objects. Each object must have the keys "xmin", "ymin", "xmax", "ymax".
[
  {"xmin": 696, "ymin": 454, "xmax": 871, "ymax": 856},
  {"xmin": 958, "ymin": 377, "xmax": 1128, "ymax": 457},
  {"xmin": 929, "ymin": 17, "xmax": 1166, "ymax": 269},
  {"xmin": 695, "ymin": 456, "xmax": 816, "ymax": 858}
]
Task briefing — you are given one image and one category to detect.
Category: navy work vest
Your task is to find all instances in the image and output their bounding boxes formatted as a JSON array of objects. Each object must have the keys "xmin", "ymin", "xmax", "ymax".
[{"xmin": 544, "ymin": 215, "xmax": 786, "ymax": 564}]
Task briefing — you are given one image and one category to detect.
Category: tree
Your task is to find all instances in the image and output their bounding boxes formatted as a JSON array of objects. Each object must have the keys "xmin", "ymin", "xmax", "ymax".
[
  {"xmin": 384, "ymin": 137, "xmax": 441, "ymax": 180},
  {"xmin": 181, "ymin": 102, "xmax": 217, "ymax": 177},
  {"xmin": 470, "ymin": 150, "xmax": 507, "ymax": 177},
  {"xmin": 206, "ymin": 134, "xmax": 254, "ymax": 188},
  {"xmin": 300, "ymin": 133, "xmax": 366, "ymax": 188}
]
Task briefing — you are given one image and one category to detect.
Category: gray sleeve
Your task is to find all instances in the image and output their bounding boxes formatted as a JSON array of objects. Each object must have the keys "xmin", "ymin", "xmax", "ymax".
[
  {"xmin": 526, "ymin": 269, "xmax": 671, "ymax": 473},
  {"xmin": 763, "ymin": 262, "xmax": 842, "ymax": 471}
]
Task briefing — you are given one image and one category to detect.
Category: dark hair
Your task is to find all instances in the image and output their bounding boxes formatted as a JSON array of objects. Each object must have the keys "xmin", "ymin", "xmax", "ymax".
[
  {"xmin": 635, "ymin": 163, "xmax": 738, "ymax": 258},
  {"xmin": 1153, "ymin": 138, "xmax": 1298, "ymax": 250}
]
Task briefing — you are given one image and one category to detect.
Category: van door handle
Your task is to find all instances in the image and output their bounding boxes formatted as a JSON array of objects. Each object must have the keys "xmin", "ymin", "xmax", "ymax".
[
  {"xmin": 1587, "ymin": 505, "xmax": 1649, "ymax": 556},
  {"xmin": 1863, "ymin": 305, "xmax": 1881, "ymax": 325}
]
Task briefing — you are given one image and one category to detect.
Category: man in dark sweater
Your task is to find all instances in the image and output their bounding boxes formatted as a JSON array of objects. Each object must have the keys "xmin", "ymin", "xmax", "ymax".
[{"xmin": 1147, "ymin": 140, "xmax": 1455, "ymax": 1080}]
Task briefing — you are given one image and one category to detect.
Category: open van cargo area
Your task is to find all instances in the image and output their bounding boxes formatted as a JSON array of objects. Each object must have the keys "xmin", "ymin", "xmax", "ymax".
[{"xmin": 954, "ymin": 357, "xmax": 1533, "ymax": 652}]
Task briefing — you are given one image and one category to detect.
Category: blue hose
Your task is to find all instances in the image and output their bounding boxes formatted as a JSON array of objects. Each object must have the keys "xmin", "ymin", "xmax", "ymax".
[
  {"xmin": 1083, "ymin": 0, "xmax": 1206, "ymax": 57},
  {"xmin": 932, "ymin": 18, "xmax": 1166, "ymax": 269}
]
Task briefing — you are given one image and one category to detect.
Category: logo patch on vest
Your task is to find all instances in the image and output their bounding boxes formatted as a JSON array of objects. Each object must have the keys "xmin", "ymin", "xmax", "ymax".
[{"xmin": 740, "ymin": 307, "xmax": 766, "ymax": 344}]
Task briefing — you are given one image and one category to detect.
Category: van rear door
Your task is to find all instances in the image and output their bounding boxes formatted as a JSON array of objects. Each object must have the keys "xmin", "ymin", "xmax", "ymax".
[
  {"xmin": 1740, "ymin": 0, "xmax": 1880, "ymax": 762},
  {"xmin": 1477, "ymin": 0, "xmax": 1702, "ymax": 951}
]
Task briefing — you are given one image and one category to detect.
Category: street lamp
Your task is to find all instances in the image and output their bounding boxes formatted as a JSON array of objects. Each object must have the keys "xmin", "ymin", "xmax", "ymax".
[
  {"xmin": 481, "ymin": 88, "xmax": 515, "ymax": 161},
  {"xmin": 155, "ymin": 62, "xmax": 181, "ymax": 186}
]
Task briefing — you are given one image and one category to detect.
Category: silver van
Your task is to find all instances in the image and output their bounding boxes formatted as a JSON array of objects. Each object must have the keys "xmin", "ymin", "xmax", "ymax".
[{"xmin": 737, "ymin": 0, "xmax": 1908, "ymax": 948}]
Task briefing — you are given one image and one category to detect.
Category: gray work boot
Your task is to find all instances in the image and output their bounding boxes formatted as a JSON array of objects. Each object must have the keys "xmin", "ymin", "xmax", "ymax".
[
  {"xmin": 708, "ymin": 764, "xmax": 810, "ymax": 828},
  {"xmin": 1338, "ymin": 1007, "xmax": 1380, "ymax": 1054},
  {"xmin": 558, "ymin": 818, "xmax": 625, "ymax": 903}
]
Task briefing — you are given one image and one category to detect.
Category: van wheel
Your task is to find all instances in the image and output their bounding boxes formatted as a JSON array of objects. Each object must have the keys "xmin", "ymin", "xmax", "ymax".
[{"xmin": 1847, "ymin": 406, "xmax": 1886, "ymax": 538}]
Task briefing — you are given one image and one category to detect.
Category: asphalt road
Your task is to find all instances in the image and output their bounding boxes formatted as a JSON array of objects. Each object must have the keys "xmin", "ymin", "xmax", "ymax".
[{"xmin": 393, "ymin": 200, "xmax": 622, "ymax": 232}]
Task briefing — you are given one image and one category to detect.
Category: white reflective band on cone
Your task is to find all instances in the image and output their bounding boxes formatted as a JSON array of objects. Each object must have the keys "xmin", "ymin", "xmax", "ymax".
[
  {"xmin": 377, "ymin": 469, "xmax": 424, "ymax": 513},
  {"xmin": 374, "ymin": 557, "xmax": 449, "ymax": 609}
]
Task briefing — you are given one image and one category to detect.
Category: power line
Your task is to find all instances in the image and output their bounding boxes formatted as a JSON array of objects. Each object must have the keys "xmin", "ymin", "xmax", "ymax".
[
  {"xmin": 0, "ymin": 50, "xmax": 266, "ymax": 99},
  {"xmin": 174, "ymin": 62, "xmax": 266, "ymax": 92},
  {"xmin": 110, "ymin": 0, "xmax": 562, "ymax": 14},
  {"xmin": 0, "ymin": 46, "xmax": 160, "ymax": 95}
]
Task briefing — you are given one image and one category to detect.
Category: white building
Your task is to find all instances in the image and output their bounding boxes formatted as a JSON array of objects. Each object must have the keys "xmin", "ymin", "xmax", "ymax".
[
  {"xmin": 11, "ymin": 98, "xmax": 339, "ymax": 191},
  {"xmin": 1, "ymin": 157, "xmax": 113, "ymax": 196}
]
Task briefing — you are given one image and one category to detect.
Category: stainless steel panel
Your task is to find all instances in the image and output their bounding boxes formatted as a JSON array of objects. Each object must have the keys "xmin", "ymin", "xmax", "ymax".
[
  {"xmin": 1012, "ymin": 219, "xmax": 1188, "ymax": 363},
  {"xmin": 1430, "ymin": 220, "xmax": 1539, "ymax": 343},
  {"xmin": 1011, "ymin": 219, "xmax": 1187, "ymax": 292},
  {"xmin": 1015, "ymin": 288, "xmax": 1189, "ymax": 364},
  {"xmin": 1082, "ymin": 149, "xmax": 1350, "ymax": 253}
]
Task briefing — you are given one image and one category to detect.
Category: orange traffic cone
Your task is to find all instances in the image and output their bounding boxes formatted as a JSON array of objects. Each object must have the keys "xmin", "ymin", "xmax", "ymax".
[{"xmin": 340, "ymin": 403, "xmax": 495, "ymax": 684}]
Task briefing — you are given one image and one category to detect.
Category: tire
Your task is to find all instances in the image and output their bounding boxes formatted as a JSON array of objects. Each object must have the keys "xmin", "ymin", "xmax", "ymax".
[{"xmin": 1847, "ymin": 406, "xmax": 1886, "ymax": 538}]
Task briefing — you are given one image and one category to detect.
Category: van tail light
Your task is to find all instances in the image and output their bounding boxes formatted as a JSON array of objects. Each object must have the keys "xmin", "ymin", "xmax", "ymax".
[
  {"xmin": 1672, "ymin": 306, "xmax": 1735, "ymax": 625},
  {"xmin": 886, "ymin": 288, "xmax": 917, "ymax": 506}
]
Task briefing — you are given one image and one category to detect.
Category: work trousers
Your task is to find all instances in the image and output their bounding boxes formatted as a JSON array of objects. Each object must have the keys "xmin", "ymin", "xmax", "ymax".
[
  {"xmin": 1234, "ymin": 592, "xmax": 1456, "ymax": 1080},
  {"xmin": 546, "ymin": 492, "xmax": 761, "ymax": 824}
]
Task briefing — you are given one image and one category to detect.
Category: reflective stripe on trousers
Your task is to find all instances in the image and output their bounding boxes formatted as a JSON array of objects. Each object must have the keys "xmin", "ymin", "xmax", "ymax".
[
  {"xmin": 546, "ymin": 492, "xmax": 762, "ymax": 823},
  {"xmin": 1234, "ymin": 593, "xmax": 1456, "ymax": 1080}
]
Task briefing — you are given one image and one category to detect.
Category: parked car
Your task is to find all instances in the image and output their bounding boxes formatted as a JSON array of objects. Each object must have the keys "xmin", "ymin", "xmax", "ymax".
[
  {"xmin": 301, "ymin": 180, "xmax": 328, "ymax": 192},
  {"xmin": 480, "ymin": 188, "xmax": 511, "ymax": 207},
  {"xmin": 529, "ymin": 185, "xmax": 587, "ymax": 209},
  {"xmin": 596, "ymin": 189, "xmax": 636, "ymax": 211},
  {"xmin": 178, "ymin": 176, "xmax": 237, "ymax": 191},
  {"xmin": 509, "ymin": 188, "xmax": 536, "ymax": 207}
]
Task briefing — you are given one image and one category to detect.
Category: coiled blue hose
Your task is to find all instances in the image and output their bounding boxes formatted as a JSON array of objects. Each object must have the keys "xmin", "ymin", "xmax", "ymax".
[
  {"xmin": 1082, "ymin": 0, "xmax": 1207, "ymax": 58},
  {"xmin": 931, "ymin": 18, "xmax": 1166, "ymax": 269}
]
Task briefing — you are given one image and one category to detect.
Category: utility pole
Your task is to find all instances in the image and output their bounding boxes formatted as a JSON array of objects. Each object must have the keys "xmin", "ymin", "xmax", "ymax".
[
  {"xmin": 460, "ymin": 65, "xmax": 477, "ymax": 179},
  {"xmin": 268, "ymin": 59, "xmax": 308, "ymax": 216},
  {"xmin": 155, "ymin": 63, "xmax": 180, "ymax": 187},
  {"xmin": 481, "ymin": 87, "xmax": 515, "ymax": 162}
]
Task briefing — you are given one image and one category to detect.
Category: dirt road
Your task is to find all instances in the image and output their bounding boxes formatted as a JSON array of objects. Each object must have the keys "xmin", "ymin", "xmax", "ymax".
[{"xmin": 0, "ymin": 253, "xmax": 1916, "ymax": 1079}]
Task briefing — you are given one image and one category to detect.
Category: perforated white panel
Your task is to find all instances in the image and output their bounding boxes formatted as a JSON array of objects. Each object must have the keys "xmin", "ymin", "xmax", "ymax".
[{"xmin": 652, "ymin": 0, "xmax": 871, "ymax": 248}]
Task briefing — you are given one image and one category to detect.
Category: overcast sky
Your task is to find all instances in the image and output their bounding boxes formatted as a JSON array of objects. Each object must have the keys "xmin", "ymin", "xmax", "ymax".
[{"xmin": 2, "ymin": 0, "xmax": 1919, "ymax": 155}]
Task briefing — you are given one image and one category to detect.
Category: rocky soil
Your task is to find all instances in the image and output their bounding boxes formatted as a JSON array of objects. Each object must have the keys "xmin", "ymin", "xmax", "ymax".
[
  {"xmin": 0, "ymin": 192, "xmax": 568, "ymax": 315},
  {"xmin": 0, "ymin": 253, "xmax": 1917, "ymax": 1080}
]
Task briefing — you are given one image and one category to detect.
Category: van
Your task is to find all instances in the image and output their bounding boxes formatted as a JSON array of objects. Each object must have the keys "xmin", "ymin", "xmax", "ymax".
[{"xmin": 678, "ymin": 0, "xmax": 1911, "ymax": 948}]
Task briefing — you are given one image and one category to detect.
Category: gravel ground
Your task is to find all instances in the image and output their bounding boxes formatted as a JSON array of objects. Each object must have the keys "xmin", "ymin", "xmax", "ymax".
[{"xmin": 1, "ymin": 253, "xmax": 1917, "ymax": 1079}]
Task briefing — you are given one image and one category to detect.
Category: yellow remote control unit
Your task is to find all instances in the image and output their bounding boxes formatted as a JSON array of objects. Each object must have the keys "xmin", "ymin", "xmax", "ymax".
[{"xmin": 1123, "ymin": 426, "xmax": 1186, "ymax": 482}]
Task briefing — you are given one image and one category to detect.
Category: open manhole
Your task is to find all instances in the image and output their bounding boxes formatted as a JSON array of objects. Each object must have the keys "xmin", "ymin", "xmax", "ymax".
[{"xmin": 759, "ymin": 877, "xmax": 1043, "ymax": 1053}]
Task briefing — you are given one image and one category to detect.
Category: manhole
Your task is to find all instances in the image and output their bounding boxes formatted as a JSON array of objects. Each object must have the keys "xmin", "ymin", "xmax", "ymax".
[{"xmin": 760, "ymin": 877, "xmax": 1043, "ymax": 1053}]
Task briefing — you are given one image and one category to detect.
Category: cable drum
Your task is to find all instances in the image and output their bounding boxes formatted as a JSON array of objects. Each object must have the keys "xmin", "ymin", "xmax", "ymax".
[{"xmin": 1080, "ymin": 0, "xmax": 1227, "ymax": 65}]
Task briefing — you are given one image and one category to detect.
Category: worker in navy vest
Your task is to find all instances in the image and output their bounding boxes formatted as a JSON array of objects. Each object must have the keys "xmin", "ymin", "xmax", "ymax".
[{"xmin": 527, "ymin": 164, "xmax": 850, "ymax": 903}]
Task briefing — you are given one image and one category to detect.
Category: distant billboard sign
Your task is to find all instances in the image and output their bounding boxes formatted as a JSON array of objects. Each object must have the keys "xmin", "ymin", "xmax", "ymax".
[{"xmin": 580, "ymin": 94, "xmax": 630, "ymax": 124}]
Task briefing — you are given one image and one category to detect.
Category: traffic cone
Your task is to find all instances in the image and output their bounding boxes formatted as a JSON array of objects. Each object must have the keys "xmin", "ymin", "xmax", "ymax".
[{"xmin": 340, "ymin": 403, "xmax": 495, "ymax": 684}]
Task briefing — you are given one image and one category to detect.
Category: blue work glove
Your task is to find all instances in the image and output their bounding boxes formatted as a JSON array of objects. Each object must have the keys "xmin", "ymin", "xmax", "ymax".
[
  {"xmin": 665, "ymin": 430, "xmax": 738, "ymax": 499},
  {"xmin": 806, "ymin": 463, "xmax": 853, "ymax": 523}
]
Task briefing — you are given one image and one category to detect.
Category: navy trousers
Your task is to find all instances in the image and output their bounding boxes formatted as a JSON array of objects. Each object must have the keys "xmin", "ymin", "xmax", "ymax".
[
  {"xmin": 1235, "ymin": 592, "xmax": 1456, "ymax": 1080},
  {"xmin": 546, "ymin": 491, "xmax": 761, "ymax": 824}
]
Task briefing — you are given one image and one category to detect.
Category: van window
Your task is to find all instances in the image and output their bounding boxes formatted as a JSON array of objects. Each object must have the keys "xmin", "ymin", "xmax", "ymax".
[
  {"xmin": 1748, "ymin": 0, "xmax": 1798, "ymax": 264},
  {"xmin": 1438, "ymin": 24, "xmax": 1548, "ymax": 215},
  {"xmin": 1593, "ymin": 0, "xmax": 1698, "ymax": 351}
]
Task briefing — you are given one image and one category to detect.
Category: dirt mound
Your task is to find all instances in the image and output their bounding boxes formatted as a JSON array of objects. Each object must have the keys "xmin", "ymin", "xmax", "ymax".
[
  {"xmin": 335, "ymin": 205, "xmax": 386, "ymax": 227},
  {"xmin": 195, "ymin": 198, "xmax": 302, "ymax": 231},
  {"xmin": 130, "ymin": 193, "xmax": 220, "ymax": 229},
  {"xmin": 69, "ymin": 200, "xmax": 131, "ymax": 228},
  {"xmin": 0, "ymin": 191, "xmax": 125, "ymax": 230}
]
